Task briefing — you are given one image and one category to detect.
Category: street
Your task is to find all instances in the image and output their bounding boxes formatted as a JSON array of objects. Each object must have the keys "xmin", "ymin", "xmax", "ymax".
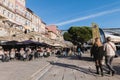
[
  {"xmin": 0, "ymin": 53, "xmax": 120, "ymax": 80},
  {"xmin": 0, "ymin": 56, "xmax": 57, "ymax": 80},
  {"xmin": 39, "ymin": 53, "xmax": 120, "ymax": 80}
]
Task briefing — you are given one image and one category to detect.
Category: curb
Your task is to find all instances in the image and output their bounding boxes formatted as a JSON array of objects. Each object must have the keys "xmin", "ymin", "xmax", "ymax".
[
  {"xmin": 32, "ymin": 64, "xmax": 53, "ymax": 80},
  {"xmin": 28, "ymin": 57, "xmax": 58, "ymax": 80},
  {"xmin": 29, "ymin": 63, "xmax": 50, "ymax": 80}
]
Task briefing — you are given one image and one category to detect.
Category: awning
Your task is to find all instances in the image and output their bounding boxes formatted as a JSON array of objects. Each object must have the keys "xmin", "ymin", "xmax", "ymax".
[
  {"xmin": 21, "ymin": 40, "xmax": 42, "ymax": 45},
  {"xmin": 0, "ymin": 40, "xmax": 18, "ymax": 45},
  {"xmin": 7, "ymin": 19, "xmax": 21, "ymax": 25}
]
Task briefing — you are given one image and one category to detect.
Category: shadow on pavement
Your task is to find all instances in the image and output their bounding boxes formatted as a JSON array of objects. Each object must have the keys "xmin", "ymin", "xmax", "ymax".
[
  {"xmin": 48, "ymin": 61, "xmax": 120, "ymax": 76},
  {"xmin": 56, "ymin": 55, "xmax": 93, "ymax": 62},
  {"xmin": 113, "ymin": 65, "xmax": 120, "ymax": 75},
  {"xmin": 103, "ymin": 65, "xmax": 120, "ymax": 76},
  {"xmin": 48, "ymin": 61, "xmax": 97, "ymax": 76}
]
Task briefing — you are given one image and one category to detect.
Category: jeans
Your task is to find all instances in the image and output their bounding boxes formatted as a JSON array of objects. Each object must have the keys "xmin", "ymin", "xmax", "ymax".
[
  {"xmin": 78, "ymin": 52, "xmax": 82, "ymax": 59},
  {"xmin": 105, "ymin": 56, "xmax": 115, "ymax": 72}
]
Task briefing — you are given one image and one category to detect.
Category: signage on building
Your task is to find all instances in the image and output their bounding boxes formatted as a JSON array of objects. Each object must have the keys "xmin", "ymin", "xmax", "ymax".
[{"xmin": 92, "ymin": 23, "xmax": 100, "ymax": 43}]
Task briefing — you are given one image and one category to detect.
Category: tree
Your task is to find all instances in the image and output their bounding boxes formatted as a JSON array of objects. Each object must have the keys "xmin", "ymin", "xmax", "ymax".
[
  {"xmin": 63, "ymin": 32, "xmax": 71, "ymax": 41},
  {"xmin": 63, "ymin": 26, "xmax": 92, "ymax": 45}
]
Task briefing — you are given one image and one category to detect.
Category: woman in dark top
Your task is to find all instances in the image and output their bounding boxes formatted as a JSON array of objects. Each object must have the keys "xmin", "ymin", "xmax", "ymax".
[{"xmin": 91, "ymin": 38, "xmax": 104, "ymax": 76}]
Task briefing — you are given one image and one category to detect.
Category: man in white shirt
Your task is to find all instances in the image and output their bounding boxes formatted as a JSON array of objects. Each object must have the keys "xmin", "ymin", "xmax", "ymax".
[{"xmin": 104, "ymin": 37, "xmax": 116, "ymax": 76}]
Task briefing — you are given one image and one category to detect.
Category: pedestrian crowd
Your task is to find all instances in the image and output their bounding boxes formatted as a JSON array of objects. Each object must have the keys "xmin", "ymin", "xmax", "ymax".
[{"xmin": 62, "ymin": 43, "xmax": 87, "ymax": 58}]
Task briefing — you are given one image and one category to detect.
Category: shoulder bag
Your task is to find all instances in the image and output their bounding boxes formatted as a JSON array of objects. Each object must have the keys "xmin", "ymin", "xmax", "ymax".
[{"xmin": 108, "ymin": 43, "xmax": 119, "ymax": 57}]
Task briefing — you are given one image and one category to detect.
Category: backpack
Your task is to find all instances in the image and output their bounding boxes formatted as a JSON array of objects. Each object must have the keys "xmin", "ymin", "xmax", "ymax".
[{"xmin": 78, "ymin": 48, "xmax": 81, "ymax": 52}]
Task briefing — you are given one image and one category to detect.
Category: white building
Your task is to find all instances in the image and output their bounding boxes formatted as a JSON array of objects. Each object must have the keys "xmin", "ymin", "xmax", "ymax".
[{"xmin": 103, "ymin": 28, "xmax": 120, "ymax": 43}]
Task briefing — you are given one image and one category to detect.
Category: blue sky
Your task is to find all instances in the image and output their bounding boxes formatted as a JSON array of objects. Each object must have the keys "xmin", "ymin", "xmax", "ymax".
[{"xmin": 26, "ymin": 0, "xmax": 120, "ymax": 30}]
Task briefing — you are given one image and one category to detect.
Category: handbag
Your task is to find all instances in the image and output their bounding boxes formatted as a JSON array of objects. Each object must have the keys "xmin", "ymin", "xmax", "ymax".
[{"xmin": 115, "ymin": 51, "xmax": 119, "ymax": 57}]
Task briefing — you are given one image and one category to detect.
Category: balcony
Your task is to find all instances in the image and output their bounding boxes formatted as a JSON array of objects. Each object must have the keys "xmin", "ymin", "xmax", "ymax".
[
  {"xmin": 25, "ymin": 15, "xmax": 32, "ymax": 21},
  {"xmin": 0, "ymin": 1, "xmax": 15, "ymax": 13},
  {"xmin": 15, "ymin": 9, "xmax": 25, "ymax": 18}
]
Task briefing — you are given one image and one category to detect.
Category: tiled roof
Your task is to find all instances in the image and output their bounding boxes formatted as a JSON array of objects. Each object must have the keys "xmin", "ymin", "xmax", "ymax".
[{"xmin": 46, "ymin": 25, "xmax": 57, "ymax": 34}]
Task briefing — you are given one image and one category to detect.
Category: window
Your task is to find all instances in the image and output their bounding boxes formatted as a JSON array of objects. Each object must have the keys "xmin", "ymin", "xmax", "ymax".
[
  {"xmin": 3, "ymin": 0, "xmax": 6, "ymax": 5},
  {"xmin": 16, "ymin": 5, "xmax": 18, "ymax": 9},
  {"xmin": 3, "ymin": 10, "xmax": 5, "ymax": 15},
  {"xmin": 11, "ymin": 14, "xmax": 13, "ymax": 19},
  {"xmin": 8, "ymin": 12, "xmax": 10, "ymax": 17},
  {"xmin": 9, "ymin": 3, "xmax": 13, "ymax": 10},
  {"xmin": 3, "ymin": 0, "xmax": 6, "ymax": 3},
  {"xmin": 4, "ymin": 0, "xmax": 8, "ymax": 7},
  {"xmin": 16, "ymin": 15, "xmax": 19, "ymax": 22},
  {"xmin": 5, "ymin": 10, "xmax": 7, "ymax": 16},
  {"xmin": 0, "ymin": 7, "xmax": 2, "ymax": 13}
]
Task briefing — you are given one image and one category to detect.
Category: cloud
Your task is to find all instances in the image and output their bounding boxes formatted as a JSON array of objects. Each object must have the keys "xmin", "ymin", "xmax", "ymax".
[{"xmin": 55, "ymin": 9, "xmax": 120, "ymax": 26}]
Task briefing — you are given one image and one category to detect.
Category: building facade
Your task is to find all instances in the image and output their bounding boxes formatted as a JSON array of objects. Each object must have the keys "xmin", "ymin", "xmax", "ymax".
[
  {"xmin": 46, "ymin": 25, "xmax": 65, "ymax": 47},
  {"xmin": 0, "ymin": 0, "xmax": 65, "ymax": 47},
  {"xmin": 103, "ymin": 28, "xmax": 120, "ymax": 43}
]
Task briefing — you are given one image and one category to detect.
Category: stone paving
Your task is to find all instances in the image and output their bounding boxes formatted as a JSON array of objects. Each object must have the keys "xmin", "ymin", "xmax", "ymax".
[
  {"xmin": 39, "ymin": 53, "xmax": 120, "ymax": 80},
  {"xmin": 0, "ymin": 56, "xmax": 57, "ymax": 80},
  {"xmin": 0, "ymin": 53, "xmax": 120, "ymax": 80}
]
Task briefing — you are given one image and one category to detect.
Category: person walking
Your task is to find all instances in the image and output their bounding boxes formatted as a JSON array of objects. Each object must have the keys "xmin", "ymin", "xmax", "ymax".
[
  {"xmin": 91, "ymin": 37, "xmax": 104, "ymax": 76},
  {"xmin": 0, "ymin": 47, "xmax": 5, "ymax": 62},
  {"xmin": 104, "ymin": 37, "xmax": 116, "ymax": 76},
  {"xmin": 77, "ymin": 44, "xmax": 82, "ymax": 59}
]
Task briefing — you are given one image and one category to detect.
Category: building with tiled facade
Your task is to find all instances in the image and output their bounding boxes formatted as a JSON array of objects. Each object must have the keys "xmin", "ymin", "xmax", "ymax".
[{"xmin": 0, "ymin": 0, "xmax": 65, "ymax": 47}]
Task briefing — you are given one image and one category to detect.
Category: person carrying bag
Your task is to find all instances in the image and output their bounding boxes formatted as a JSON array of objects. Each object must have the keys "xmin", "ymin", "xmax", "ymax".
[
  {"xmin": 108, "ymin": 43, "xmax": 119, "ymax": 58},
  {"xmin": 104, "ymin": 37, "xmax": 116, "ymax": 76}
]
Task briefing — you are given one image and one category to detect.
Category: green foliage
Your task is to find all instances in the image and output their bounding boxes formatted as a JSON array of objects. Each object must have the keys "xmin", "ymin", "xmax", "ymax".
[
  {"xmin": 63, "ymin": 26, "xmax": 92, "ymax": 45},
  {"xmin": 63, "ymin": 32, "xmax": 71, "ymax": 41}
]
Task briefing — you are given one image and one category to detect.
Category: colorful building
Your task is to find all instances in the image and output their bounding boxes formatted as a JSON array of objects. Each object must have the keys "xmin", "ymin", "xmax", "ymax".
[{"xmin": 0, "ymin": 0, "xmax": 65, "ymax": 47}]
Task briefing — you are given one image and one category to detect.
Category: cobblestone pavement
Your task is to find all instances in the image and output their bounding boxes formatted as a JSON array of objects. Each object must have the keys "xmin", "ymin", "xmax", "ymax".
[
  {"xmin": 39, "ymin": 53, "xmax": 120, "ymax": 80},
  {"xmin": 0, "ymin": 56, "xmax": 58, "ymax": 80},
  {"xmin": 0, "ymin": 53, "xmax": 120, "ymax": 80}
]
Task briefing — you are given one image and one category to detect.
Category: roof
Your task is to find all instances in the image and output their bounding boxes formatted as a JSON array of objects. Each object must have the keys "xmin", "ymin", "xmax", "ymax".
[
  {"xmin": 26, "ymin": 8, "xmax": 33, "ymax": 14},
  {"xmin": 105, "ymin": 33, "xmax": 120, "ymax": 43},
  {"xmin": 46, "ymin": 25, "xmax": 58, "ymax": 34}
]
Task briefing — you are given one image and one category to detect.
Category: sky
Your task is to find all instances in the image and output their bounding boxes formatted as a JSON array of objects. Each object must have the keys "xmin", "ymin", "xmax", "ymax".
[{"xmin": 26, "ymin": 0, "xmax": 120, "ymax": 30}]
